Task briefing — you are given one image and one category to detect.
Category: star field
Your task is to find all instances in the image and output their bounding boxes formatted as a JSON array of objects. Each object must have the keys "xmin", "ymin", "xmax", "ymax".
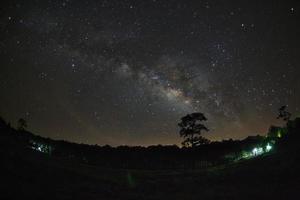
[{"xmin": 0, "ymin": 0, "xmax": 299, "ymax": 146}]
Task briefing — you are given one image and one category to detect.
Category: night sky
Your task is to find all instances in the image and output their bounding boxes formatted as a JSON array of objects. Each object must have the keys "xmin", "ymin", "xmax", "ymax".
[{"xmin": 0, "ymin": 0, "xmax": 299, "ymax": 146}]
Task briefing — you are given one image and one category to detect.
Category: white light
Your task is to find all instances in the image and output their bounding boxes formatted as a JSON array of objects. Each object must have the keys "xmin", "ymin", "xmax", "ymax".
[
  {"xmin": 252, "ymin": 147, "xmax": 264, "ymax": 156},
  {"xmin": 266, "ymin": 144, "xmax": 272, "ymax": 152},
  {"xmin": 252, "ymin": 148, "xmax": 258, "ymax": 155},
  {"xmin": 257, "ymin": 147, "xmax": 263, "ymax": 154}
]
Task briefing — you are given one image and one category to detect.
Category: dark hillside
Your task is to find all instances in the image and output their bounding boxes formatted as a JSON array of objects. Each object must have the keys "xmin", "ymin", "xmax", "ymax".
[{"xmin": 1, "ymin": 117, "xmax": 300, "ymax": 199}]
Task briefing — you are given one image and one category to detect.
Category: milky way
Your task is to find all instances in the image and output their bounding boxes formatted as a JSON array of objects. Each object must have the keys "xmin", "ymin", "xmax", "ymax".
[{"xmin": 0, "ymin": 0, "xmax": 299, "ymax": 146}]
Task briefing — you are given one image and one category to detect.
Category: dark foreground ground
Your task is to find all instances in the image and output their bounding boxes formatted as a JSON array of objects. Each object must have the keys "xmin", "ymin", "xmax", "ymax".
[{"xmin": 1, "ymin": 134, "xmax": 300, "ymax": 200}]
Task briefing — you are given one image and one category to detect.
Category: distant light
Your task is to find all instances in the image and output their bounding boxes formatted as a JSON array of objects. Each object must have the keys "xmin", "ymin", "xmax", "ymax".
[
  {"xmin": 277, "ymin": 131, "xmax": 282, "ymax": 138},
  {"xmin": 252, "ymin": 148, "xmax": 258, "ymax": 155},
  {"xmin": 257, "ymin": 147, "xmax": 263, "ymax": 154},
  {"xmin": 252, "ymin": 147, "xmax": 263, "ymax": 156},
  {"xmin": 184, "ymin": 100, "xmax": 190, "ymax": 104},
  {"xmin": 242, "ymin": 151, "xmax": 252, "ymax": 159},
  {"xmin": 266, "ymin": 143, "xmax": 272, "ymax": 152}
]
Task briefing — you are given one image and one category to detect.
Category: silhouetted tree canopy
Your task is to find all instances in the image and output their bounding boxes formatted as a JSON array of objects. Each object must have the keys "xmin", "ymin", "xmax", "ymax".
[
  {"xmin": 17, "ymin": 118, "xmax": 27, "ymax": 131},
  {"xmin": 277, "ymin": 105, "xmax": 292, "ymax": 121},
  {"xmin": 178, "ymin": 113, "xmax": 210, "ymax": 147}
]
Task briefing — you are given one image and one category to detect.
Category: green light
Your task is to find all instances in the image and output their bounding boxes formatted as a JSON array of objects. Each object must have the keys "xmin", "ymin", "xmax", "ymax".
[
  {"xmin": 277, "ymin": 130, "xmax": 282, "ymax": 138},
  {"xmin": 242, "ymin": 151, "xmax": 252, "ymax": 159}
]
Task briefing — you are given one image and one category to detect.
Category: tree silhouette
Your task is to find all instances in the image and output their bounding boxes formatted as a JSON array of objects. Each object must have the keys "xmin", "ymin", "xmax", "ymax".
[
  {"xmin": 178, "ymin": 112, "xmax": 209, "ymax": 147},
  {"xmin": 277, "ymin": 105, "xmax": 291, "ymax": 122},
  {"xmin": 17, "ymin": 118, "xmax": 27, "ymax": 131}
]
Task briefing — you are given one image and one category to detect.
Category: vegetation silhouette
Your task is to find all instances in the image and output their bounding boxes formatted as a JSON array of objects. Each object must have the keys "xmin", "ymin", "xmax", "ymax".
[
  {"xmin": 0, "ymin": 111, "xmax": 300, "ymax": 199},
  {"xmin": 178, "ymin": 112, "xmax": 210, "ymax": 147},
  {"xmin": 0, "ymin": 115, "xmax": 270, "ymax": 169},
  {"xmin": 277, "ymin": 105, "xmax": 292, "ymax": 122},
  {"xmin": 1, "ymin": 106, "xmax": 300, "ymax": 199},
  {"xmin": 17, "ymin": 118, "xmax": 27, "ymax": 131}
]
